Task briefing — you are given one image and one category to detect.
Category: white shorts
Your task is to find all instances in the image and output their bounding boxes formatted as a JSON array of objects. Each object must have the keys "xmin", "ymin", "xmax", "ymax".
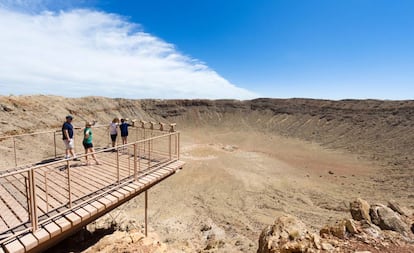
[{"xmin": 64, "ymin": 139, "xmax": 74, "ymax": 149}]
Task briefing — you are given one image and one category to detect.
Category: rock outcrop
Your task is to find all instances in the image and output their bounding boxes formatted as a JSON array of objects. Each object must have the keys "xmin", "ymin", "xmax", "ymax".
[
  {"xmin": 257, "ymin": 198, "xmax": 414, "ymax": 253},
  {"xmin": 257, "ymin": 214, "xmax": 321, "ymax": 253}
]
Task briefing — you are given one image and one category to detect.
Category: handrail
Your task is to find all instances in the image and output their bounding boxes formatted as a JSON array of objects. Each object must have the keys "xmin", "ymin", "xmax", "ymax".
[
  {"xmin": 0, "ymin": 122, "xmax": 172, "ymax": 140},
  {"xmin": 0, "ymin": 121, "xmax": 174, "ymax": 170},
  {"xmin": 0, "ymin": 131, "xmax": 178, "ymax": 178}
]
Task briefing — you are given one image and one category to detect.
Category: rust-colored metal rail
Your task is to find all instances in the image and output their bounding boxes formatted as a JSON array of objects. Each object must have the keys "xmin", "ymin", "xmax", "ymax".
[{"xmin": 0, "ymin": 122, "xmax": 174, "ymax": 170}]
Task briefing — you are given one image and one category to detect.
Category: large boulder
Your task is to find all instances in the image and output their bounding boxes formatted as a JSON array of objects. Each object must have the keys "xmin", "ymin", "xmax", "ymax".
[
  {"xmin": 320, "ymin": 219, "xmax": 347, "ymax": 239},
  {"xmin": 257, "ymin": 214, "xmax": 321, "ymax": 253},
  {"xmin": 374, "ymin": 206, "xmax": 410, "ymax": 235},
  {"xmin": 350, "ymin": 198, "xmax": 371, "ymax": 223},
  {"xmin": 83, "ymin": 230, "xmax": 167, "ymax": 253}
]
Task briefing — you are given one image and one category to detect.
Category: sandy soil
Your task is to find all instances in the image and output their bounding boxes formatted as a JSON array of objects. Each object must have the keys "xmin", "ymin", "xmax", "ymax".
[{"xmin": 104, "ymin": 127, "xmax": 406, "ymax": 252}]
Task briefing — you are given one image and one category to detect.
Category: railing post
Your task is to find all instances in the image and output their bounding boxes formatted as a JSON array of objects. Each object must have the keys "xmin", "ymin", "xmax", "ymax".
[
  {"xmin": 138, "ymin": 142, "xmax": 141, "ymax": 173},
  {"xmin": 44, "ymin": 171, "xmax": 49, "ymax": 212},
  {"xmin": 13, "ymin": 137, "xmax": 17, "ymax": 166},
  {"xmin": 28, "ymin": 169, "xmax": 38, "ymax": 231},
  {"xmin": 116, "ymin": 148, "xmax": 120, "ymax": 184},
  {"xmin": 26, "ymin": 172, "xmax": 31, "ymax": 229},
  {"xmin": 53, "ymin": 131, "xmax": 57, "ymax": 158},
  {"xmin": 148, "ymin": 140, "xmax": 151, "ymax": 169},
  {"xmin": 169, "ymin": 134, "xmax": 172, "ymax": 160},
  {"xmin": 134, "ymin": 143, "xmax": 137, "ymax": 181},
  {"xmin": 67, "ymin": 160, "xmax": 72, "ymax": 208},
  {"xmin": 135, "ymin": 124, "xmax": 138, "ymax": 142},
  {"xmin": 127, "ymin": 145, "xmax": 131, "ymax": 176},
  {"xmin": 150, "ymin": 121, "xmax": 154, "ymax": 134},
  {"xmin": 175, "ymin": 133, "xmax": 178, "ymax": 159},
  {"xmin": 145, "ymin": 190, "xmax": 148, "ymax": 237},
  {"xmin": 178, "ymin": 132, "xmax": 180, "ymax": 160}
]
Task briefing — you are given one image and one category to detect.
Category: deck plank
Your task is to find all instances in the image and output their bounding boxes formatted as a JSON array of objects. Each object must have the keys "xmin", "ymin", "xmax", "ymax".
[
  {"xmin": 19, "ymin": 233, "xmax": 38, "ymax": 251},
  {"xmin": 8, "ymin": 173, "xmax": 50, "ymax": 215},
  {"xmin": 82, "ymin": 203, "xmax": 98, "ymax": 217},
  {"xmin": 32, "ymin": 227, "xmax": 51, "ymax": 245},
  {"xmin": 4, "ymin": 238, "xmax": 25, "ymax": 253},
  {"xmin": 33, "ymin": 170, "xmax": 65, "ymax": 213},
  {"xmin": 54, "ymin": 217, "xmax": 71, "ymax": 233},
  {"xmin": 64, "ymin": 212, "xmax": 82, "ymax": 227},
  {"xmin": 0, "ymin": 184, "xmax": 28, "ymax": 225},
  {"xmin": 90, "ymin": 200, "xmax": 105, "ymax": 213},
  {"xmin": 74, "ymin": 207, "xmax": 91, "ymax": 221},
  {"xmin": 44, "ymin": 221, "xmax": 61, "ymax": 238},
  {"xmin": 0, "ymin": 215, "xmax": 9, "ymax": 233}
]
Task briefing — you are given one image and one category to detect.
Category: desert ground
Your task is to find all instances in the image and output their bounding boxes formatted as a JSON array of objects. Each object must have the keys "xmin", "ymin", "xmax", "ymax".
[{"xmin": 0, "ymin": 96, "xmax": 413, "ymax": 252}]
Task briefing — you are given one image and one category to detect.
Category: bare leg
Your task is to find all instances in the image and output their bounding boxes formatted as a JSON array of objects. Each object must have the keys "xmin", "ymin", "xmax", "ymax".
[
  {"xmin": 70, "ymin": 148, "xmax": 76, "ymax": 158},
  {"xmin": 84, "ymin": 149, "xmax": 88, "ymax": 165},
  {"xmin": 89, "ymin": 147, "xmax": 100, "ymax": 164}
]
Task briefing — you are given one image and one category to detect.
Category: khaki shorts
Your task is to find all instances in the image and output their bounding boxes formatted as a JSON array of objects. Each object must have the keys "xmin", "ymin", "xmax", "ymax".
[{"xmin": 64, "ymin": 139, "xmax": 74, "ymax": 149}]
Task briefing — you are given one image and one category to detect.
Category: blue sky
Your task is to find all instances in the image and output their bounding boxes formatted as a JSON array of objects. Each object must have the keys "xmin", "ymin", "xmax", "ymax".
[{"xmin": 0, "ymin": 0, "xmax": 413, "ymax": 99}]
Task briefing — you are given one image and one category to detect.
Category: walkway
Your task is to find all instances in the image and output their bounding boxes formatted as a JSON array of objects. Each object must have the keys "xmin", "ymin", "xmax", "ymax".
[{"xmin": 0, "ymin": 124, "xmax": 184, "ymax": 252}]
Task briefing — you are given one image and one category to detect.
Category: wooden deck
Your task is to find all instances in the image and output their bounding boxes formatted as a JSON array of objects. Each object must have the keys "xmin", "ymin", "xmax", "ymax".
[{"xmin": 0, "ymin": 130, "xmax": 184, "ymax": 253}]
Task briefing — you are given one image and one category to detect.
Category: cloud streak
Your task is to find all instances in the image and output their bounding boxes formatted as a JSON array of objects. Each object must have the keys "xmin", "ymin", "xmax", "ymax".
[{"xmin": 0, "ymin": 4, "xmax": 257, "ymax": 99}]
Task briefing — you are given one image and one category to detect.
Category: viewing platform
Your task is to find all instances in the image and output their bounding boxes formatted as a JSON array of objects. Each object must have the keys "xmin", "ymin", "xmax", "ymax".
[{"xmin": 0, "ymin": 121, "xmax": 184, "ymax": 252}]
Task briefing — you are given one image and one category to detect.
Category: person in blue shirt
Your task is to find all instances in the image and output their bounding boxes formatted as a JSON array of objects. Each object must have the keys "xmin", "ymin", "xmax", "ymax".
[
  {"xmin": 119, "ymin": 118, "xmax": 134, "ymax": 145},
  {"xmin": 62, "ymin": 115, "xmax": 79, "ymax": 161}
]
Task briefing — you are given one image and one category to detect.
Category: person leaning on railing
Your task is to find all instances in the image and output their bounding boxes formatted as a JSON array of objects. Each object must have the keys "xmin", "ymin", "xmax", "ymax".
[
  {"xmin": 83, "ymin": 121, "xmax": 101, "ymax": 165},
  {"xmin": 120, "ymin": 118, "xmax": 134, "ymax": 145},
  {"xmin": 62, "ymin": 115, "xmax": 80, "ymax": 161}
]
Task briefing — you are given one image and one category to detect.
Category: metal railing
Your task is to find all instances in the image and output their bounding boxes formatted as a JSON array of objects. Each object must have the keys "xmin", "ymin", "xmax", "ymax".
[
  {"xmin": 0, "ymin": 121, "xmax": 180, "ymax": 244},
  {"xmin": 0, "ymin": 121, "xmax": 176, "ymax": 171}
]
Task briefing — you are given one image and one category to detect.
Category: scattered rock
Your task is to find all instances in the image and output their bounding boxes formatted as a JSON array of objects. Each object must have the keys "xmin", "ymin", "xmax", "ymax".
[
  {"xmin": 376, "ymin": 206, "xmax": 409, "ymax": 235},
  {"xmin": 330, "ymin": 220, "xmax": 347, "ymax": 239},
  {"xmin": 345, "ymin": 218, "xmax": 358, "ymax": 235},
  {"xmin": 388, "ymin": 199, "xmax": 408, "ymax": 216},
  {"xmin": 320, "ymin": 220, "xmax": 347, "ymax": 239},
  {"xmin": 222, "ymin": 145, "xmax": 238, "ymax": 152},
  {"xmin": 369, "ymin": 204, "xmax": 383, "ymax": 226},
  {"xmin": 258, "ymin": 199, "xmax": 414, "ymax": 253},
  {"xmin": 82, "ymin": 231, "xmax": 167, "ymax": 253},
  {"xmin": 204, "ymin": 233, "xmax": 225, "ymax": 251},
  {"xmin": 321, "ymin": 242, "xmax": 334, "ymax": 251},
  {"xmin": 1, "ymin": 105, "xmax": 13, "ymax": 112},
  {"xmin": 350, "ymin": 198, "xmax": 371, "ymax": 223},
  {"xmin": 257, "ymin": 214, "xmax": 324, "ymax": 253},
  {"xmin": 200, "ymin": 224, "xmax": 212, "ymax": 232}
]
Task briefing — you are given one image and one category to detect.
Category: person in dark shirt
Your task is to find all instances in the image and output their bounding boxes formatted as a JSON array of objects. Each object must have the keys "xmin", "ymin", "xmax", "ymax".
[
  {"xmin": 62, "ymin": 115, "xmax": 79, "ymax": 161},
  {"xmin": 119, "ymin": 118, "xmax": 133, "ymax": 145}
]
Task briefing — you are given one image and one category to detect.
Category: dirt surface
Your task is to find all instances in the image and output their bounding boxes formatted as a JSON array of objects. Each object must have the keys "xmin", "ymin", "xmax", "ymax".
[{"xmin": 1, "ymin": 95, "xmax": 413, "ymax": 252}]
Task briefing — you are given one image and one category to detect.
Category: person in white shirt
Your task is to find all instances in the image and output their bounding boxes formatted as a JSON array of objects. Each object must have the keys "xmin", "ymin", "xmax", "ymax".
[{"xmin": 109, "ymin": 118, "xmax": 119, "ymax": 150}]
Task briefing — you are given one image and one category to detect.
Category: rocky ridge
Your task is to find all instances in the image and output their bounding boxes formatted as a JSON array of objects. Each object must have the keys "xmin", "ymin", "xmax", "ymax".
[{"xmin": 257, "ymin": 198, "xmax": 414, "ymax": 253}]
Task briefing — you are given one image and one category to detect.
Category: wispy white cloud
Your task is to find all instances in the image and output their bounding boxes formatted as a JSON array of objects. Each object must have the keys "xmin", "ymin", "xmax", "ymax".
[{"xmin": 0, "ymin": 2, "xmax": 257, "ymax": 99}]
